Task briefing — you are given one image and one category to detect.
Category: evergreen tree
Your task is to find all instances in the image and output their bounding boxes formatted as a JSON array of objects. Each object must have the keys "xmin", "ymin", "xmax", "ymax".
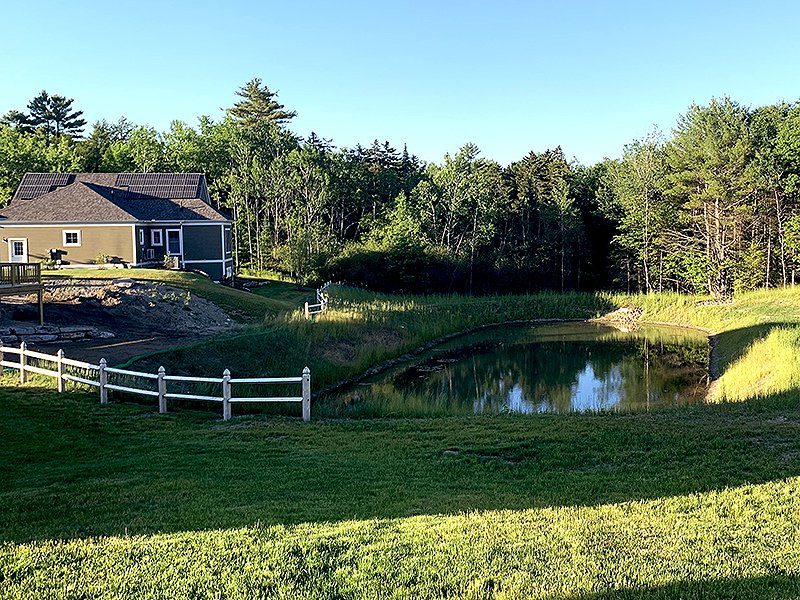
[
  {"xmin": 0, "ymin": 110, "xmax": 34, "ymax": 133},
  {"xmin": 26, "ymin": 90, "xmax": 86, "ymax": 140},
  {"xmin": 227, "ymin": 79, "xmax": 297, "ymax": 127}
]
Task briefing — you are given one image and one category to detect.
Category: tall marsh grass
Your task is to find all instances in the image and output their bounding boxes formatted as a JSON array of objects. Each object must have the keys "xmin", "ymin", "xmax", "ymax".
[
  {"xmin": 127, "ymin": 288, "xmax": 617, "ymax": 410},
  {"xmin": 117, "ymin": 277, "xmax": 800, "ymax": 408}
]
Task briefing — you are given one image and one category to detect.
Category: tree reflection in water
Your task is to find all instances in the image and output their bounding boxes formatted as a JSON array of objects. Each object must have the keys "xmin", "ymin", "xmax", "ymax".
[{"xmin": 322, "ymin": 322, "xmax": 709, "ymax": 416}]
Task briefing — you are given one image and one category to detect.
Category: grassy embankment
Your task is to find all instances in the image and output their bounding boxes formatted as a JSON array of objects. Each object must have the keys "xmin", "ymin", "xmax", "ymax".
[
  {"xmin": 3, "ymin": 273, "xmax": 800, "ymax": 597},
  {"xmin": 92, "ymin": 276, "xmax": 800, "ymax": 408},
  {"xmin": 621, "ymin": 290, "xmax": 800, "ymax": 402},
  {"xmin": 44, "ymin": 270, "xmax": 800, "ymax": 404}
]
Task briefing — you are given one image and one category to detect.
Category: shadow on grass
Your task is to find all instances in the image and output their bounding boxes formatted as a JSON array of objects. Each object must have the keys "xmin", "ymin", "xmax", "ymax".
[
  {"xmin": 2, "ymin": 376, "xmax": 800, "ymax": 543},
  {"xmin": 569, "ymin": 573, "xmax": 800, "ymax": 599}
]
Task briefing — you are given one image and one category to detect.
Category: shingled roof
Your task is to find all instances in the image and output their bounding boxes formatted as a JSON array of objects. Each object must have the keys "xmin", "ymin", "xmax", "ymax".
[{"xmin": 2, "ymin": 173, "xmax": 229, "ymax": 222}]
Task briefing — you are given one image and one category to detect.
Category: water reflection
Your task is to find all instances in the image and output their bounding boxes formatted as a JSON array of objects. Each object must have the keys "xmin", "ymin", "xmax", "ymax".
[{"xmin": 321, "ymin": 322, "xmax": 710, "ymax": 416}]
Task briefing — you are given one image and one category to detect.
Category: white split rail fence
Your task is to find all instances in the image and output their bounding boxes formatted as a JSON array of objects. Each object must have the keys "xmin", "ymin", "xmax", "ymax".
[
  {"xmin": 304, "ymin": 281, "xmax": 336, "ymax": 319},
  {"xmin": 0, "ymin": 342, "xmax": 311, "ymax": 421}
]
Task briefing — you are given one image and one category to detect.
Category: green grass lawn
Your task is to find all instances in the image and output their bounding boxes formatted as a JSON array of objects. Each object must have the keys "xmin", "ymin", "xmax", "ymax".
[
  {"xmin": 1, "ymin": 379, "xmax": 800, "ymax": 598},
  {"xmin": 7, "ymin": 276, "xmax": 800, "ymax": 597}
]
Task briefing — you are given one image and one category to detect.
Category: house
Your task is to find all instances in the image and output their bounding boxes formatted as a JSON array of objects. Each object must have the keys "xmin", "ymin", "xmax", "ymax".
[{"xmin": 0, "ymin": 173, "xmax": 233, "ymax": 280}]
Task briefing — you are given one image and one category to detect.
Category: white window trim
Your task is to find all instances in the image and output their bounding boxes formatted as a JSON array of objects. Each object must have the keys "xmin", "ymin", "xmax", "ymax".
[
  {"xmin": 8, "ymin": 238, "xmax": 28, "ymax": 262},
  {"xmin": 166, "ymin": 229, "xmax": 183, "ymax": 256},
  {"xmin": 63, "ymin": 230, "xmax": 82, "ymax": 246},
  {"xmin": 151, "ymin": 229, "xmax": 163, "ymax": 246},
  {"xmin": 138, "ymin": 229, "xmax": 145, "ymax": 245}
]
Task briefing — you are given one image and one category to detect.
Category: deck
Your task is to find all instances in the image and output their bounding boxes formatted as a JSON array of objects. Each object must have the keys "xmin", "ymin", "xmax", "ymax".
[{"xmin": 0, "ymin": 263, "xmax": 44, "ymax": 325}]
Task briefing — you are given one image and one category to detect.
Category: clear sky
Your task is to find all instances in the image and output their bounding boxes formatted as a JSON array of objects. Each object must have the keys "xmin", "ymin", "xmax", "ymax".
[{"xmin": 2, "ymin": 0, "xmax": 798, "ymax": 167}]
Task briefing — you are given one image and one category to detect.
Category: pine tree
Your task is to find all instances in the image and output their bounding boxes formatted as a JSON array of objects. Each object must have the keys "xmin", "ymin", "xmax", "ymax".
[
  {"xmin": 25, "ymin": 90, "xmax": 86, "ymax": 140},
  {"xmin": 0, "ymin": 110, "xmax": 34, "ymax": 133},
  {"xmin": 227, "ymin": 79, "xmax": 297, "ymax": 127}
]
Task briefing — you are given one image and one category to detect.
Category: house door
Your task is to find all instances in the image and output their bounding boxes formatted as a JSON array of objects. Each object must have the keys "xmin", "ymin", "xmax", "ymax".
[
  {"xmin": 8, "ymin": 238, "xmax": 27, "ymax": 263},
  {"xmin": 166, "ymin": 229, "xmax": 182, "ymax": 257}
]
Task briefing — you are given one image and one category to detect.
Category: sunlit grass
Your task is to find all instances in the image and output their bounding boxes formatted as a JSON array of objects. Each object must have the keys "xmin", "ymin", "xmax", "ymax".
[
  {"xmin": 3, "ymin": 479, "xmax": 800, "ymax": 599},
  {"xmin": 1, "ymin": 379, "xmax": 800, "ymax": 598}
]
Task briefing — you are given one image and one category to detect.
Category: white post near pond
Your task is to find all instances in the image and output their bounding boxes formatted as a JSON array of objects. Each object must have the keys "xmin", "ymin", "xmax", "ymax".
[
  {"xmin": 57, "ymin": 349, "xmax": 65, "ymax": 393},
  {"xmin": 19, "ymin": 341, "xmax": 27, "ymax": 384},
  {"xmin": 302, "ymin": 366, "xmax": 311, "ymax": 422},
  {"xmin": 99, "ymin": 358, "xmax": 108, "ymax": 404},
  {"xmin": 222, "ymin": 369, "xmax": 232, "ymax": 421},
  {"xmin": 158, "ymin": 366, "xmax": 167, "ymax": 413}
]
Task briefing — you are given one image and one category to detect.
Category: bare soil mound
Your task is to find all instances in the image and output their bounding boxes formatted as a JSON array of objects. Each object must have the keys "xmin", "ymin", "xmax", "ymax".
[{"xmin": 0, "ymin": 279, "xmax": 242, "ymax": 365}]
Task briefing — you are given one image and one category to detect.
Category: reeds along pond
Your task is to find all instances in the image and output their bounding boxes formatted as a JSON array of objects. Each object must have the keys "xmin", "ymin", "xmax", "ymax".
[{"xmin": 123, "ymin": 284, "xmax": 800, "ymax": 415}]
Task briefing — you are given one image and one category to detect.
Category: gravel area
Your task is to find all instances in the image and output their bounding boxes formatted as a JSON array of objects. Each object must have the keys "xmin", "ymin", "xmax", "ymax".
[{"xmin": 0, "ymin": 279, "xmax": 241, "ymax": 364}]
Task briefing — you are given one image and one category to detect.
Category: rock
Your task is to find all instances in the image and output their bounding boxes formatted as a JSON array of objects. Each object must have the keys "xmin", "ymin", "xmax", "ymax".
[
  {"xmin": 59, "ymin": 331, "xmax": 88, "ymax": 340},
  {"xmin": 88, "ymin": 330, "xmax": 115, "ymax": 339},
  {"xmin": 112, "ymin": 278, "xmax": 135, "ymax": 288},
  {"xmin": 59, "ymin": 326, "xmax": 92, "ymax": 334},
  {"xmin": 22, "ymin": 334, "xmax": 58, "ymax": 343},
  {"xmin": 10, "ymin": 327, "xmax": 36, "ymax": 335}
]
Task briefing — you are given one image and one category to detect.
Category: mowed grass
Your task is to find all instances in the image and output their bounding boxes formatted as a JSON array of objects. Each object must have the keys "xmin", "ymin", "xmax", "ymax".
[
  {"xmin": 2, "ymin": 379, "xmax": 800, "ymax": 598},
  {"xmin": 8, "ymin": 276, "xmax": 800, "ymax": 596}
]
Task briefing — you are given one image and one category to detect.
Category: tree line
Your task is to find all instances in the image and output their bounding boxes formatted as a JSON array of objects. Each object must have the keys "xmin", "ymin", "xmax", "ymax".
[{"xmin": 3, "ymin": 83, "xmax": 800, "ymax": 297}]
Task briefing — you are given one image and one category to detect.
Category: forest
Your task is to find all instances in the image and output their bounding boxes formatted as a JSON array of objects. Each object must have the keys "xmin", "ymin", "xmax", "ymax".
[{"xmin": 3, "ymin": 83, "xmax": 800, "ymax": 298}]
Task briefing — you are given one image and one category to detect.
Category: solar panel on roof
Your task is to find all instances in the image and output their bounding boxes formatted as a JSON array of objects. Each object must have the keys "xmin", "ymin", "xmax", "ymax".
[
  {"xmin": 22, "ymin": 173, "xmax": 70, "ymax": 186},
  {"xmin": 117, "ymin": 173, "xmax": 201, "ymax": 199},
  {"xmin": 15, "ymin": 173, "xmax": 72, "ymax": 199},
  {"xmin": 117, "ymin": 173, "xmax": 200, "ymax": 186},
  {"xmin": 16, "ymin": 184, "xmax": 54, "ymax": 199}
]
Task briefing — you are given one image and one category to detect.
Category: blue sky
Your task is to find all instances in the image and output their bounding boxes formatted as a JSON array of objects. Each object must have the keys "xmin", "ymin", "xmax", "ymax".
[{"xmin": 2, "ymin": 0, "xmax": 798, "ymax": 167}]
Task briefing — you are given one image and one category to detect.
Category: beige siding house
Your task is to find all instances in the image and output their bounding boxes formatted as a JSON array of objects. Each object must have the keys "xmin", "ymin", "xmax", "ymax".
[{"xmin": 0, "ymin": 173, "xmax": 233, "ymax": 280}]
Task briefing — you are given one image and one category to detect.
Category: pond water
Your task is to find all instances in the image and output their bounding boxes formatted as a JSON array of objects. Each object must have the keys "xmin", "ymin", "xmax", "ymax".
[{"xmin": 319, "ymin": 322, "xmax": 710, "ymax": 416}]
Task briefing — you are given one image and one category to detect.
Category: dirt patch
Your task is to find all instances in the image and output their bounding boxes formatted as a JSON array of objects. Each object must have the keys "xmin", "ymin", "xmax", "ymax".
[{"xmin": 0, "ymin": 279, "xmax": 242, "ymax": 365}]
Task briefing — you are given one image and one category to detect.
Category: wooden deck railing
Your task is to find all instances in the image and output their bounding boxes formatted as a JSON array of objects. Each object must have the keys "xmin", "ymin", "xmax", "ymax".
[
  {"xmin": 0, "ymin": 263, "xmax": 44, "ymax": 325},
  {"xmin": 0, "ymin": 263, "xmax": 42, "ymax": 288}
]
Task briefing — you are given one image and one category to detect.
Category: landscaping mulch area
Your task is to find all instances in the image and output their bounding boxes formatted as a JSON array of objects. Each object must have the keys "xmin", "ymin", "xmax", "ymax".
[{"xmin": 0, "ymin": 279, "xmax": 241, "ymax": 365}]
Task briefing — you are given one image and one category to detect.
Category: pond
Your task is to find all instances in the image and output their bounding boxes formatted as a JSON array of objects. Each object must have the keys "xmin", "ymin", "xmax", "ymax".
[{"xmin": 319, "ymin": 322, "xmax": 710, "ymax": 416}]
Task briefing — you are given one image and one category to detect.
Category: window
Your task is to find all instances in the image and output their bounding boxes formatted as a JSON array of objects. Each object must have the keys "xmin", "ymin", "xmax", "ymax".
[
  {"xmin": 151, "ymin": 229, "xmax": 163, "ymax": 246},
  {"xmin": 63, "ymin": 230, "xmax": 81, "ymax": 246},
  {"xmin": 224, "ymin": 227, "xmax": 232, "ymax": 254},
  {"xmin": 138, "ymin": 229, "xmax": 145, "ymax": 245},
  {"xmin": 166, "ymin": 229, "xmax": 181, "ymax": 255}
]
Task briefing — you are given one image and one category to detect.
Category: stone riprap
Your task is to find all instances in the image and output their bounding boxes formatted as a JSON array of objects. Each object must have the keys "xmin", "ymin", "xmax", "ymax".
[{"xmin": 0, "ymin": 325, "xmax": 114, "ymax": 345}]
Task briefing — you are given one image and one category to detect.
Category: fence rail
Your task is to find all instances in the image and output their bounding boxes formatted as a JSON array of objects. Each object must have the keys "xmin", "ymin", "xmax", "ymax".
[
  {"xmin": 0, "ymin": 342, "xmax": 311, "ymax": 421},
  {"xmin": 0, "ymin": 263, "xmax": 44, "ymax": 325},
  {"xmin": 304, "ymin": 281, "xmax": 335, "ymax": 318},
  {"xmin": 0, "ymin": 262, "xmax": 42, "ymax": 287}
]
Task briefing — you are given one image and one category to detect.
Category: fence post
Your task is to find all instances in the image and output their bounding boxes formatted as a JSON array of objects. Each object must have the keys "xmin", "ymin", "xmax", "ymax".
[
  {"xmin": 0, "ymin": 341, "xmax": 4, "ymax": 375},
  {"xmin": 222, "ymin": 369, "xmax": 231, "ymax": 421},
  {"xmin": 19, "ymin": 341, "xmax": 27, "ymax": 384},
  {"xmin": 57, "ymin": 349, "xmax": 65, "ymax": 393},
  {"xmin": 99, "ymin": 358, "xmax": 108, "ymax": 404},
  {"xmin": 302, "ymin": 366, "xmax": 311, "ymax": 422},
  {"xmin": 158, "ymin": 366, "xmax": 167, "ymax": 413},
  {"xmin": 304, "ymin": 301, "xmax": 309, "ymax": 319}
]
